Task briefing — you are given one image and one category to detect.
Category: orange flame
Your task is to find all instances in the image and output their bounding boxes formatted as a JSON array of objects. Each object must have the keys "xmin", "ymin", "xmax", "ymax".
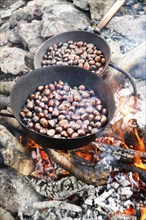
[
  {"xmin": 140, "ymin": 207, "xmax": 146, "ymax": 220},
  {"xmin": 134, "ymin": 128, "xmax": 145, "ymax": 152},
  {"xmin": 134, "ymin": 155, "xmax": 146, "ymax": 170}
]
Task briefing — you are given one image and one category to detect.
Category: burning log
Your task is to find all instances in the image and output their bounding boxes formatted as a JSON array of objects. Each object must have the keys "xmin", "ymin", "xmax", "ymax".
[
  {"xmin": 89, "ymin": 142, "xmax": 146, "ymax": 183},
  {"xmin": 0, "ymin": 124, "xmax": 34, "ymax": 175},
  {"xmin": 90, "ymin": 142, "xmax": 146, "ymax": 160},
  {"xmin": 27, "ymin": 175, "xmax": 88, "ymax": 199},
  {"xmin": 0, "ymin": 81, "xmax": 15, "ymax": 95},
  {"xmin": 45, "ymin": 148, "xmax": 111, "ymax": 186}
]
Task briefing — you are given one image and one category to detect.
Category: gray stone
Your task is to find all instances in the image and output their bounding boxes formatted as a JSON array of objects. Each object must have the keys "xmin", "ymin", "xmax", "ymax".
[
  {"xmin": 10, "ymin": 8, "xmax": 33, "ymax": 28},
  {"xmin": 0, "ymin": 22, "xmax": 11, "ymax": 46},
  {"xmin": 10, "ymin": 0, "xmax": 25, "ymax": 11},
  {"xmin": 24, "ymin": 52, "xmax": 35, "ymax": 70},
  {"xmin": 73, "ymin": 0, "xmax": 89, "ymax": 11},
  {"xmin": 1, "ymin": 46, "xmax": 29, "ymax": 75},
  {"xmin": 18, "ymin": 20, "xmax": 44, "ymax": 53},
  {"xmin": 0, "ymin": 207, "xmax": 15, "ymax": 220},
  {"xmin": 25, "ymin": 1, "xmax": 43, "ymax": 18},
  {"xmin": 9, "ymin": 1, "xmax": 43, "ymax": 28},
  {"xmin": 42, "ymin": 0, "xmax": 67, "ymax": 12},
  {"xmin": 89, "ymin": 0, "xmax": 116, "ymax": 20},
  {"xmin": 0, "ymin": 167, "xmax": 42, "ymax": 216},
  {"xmin": 107, "ymin": 15, "xmax": 145, "ymax": 43},
  {"xmin": 9, "ymin": 27, "xmax": 22, "ymax": 44},
  {"xmin": 41, "ymin": 2, "xmax": 89, "ymax": 38},
  {"xmin": 73, "ymin": 0, "xmax": 116, "ymax": 20},
  {"xmin": 0, "ymin": 9, "xmax": 12, "ymax": 19}
]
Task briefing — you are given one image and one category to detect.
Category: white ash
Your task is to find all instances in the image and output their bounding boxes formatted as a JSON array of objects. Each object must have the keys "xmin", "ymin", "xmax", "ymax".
[{"xmin": 27, "ymin": 171, "xmax": 143, "ymax": 220}]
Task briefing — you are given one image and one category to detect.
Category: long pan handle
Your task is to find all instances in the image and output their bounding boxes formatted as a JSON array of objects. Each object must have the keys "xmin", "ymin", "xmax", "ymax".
[
  {"xmin": 97, "ymin": 0, "xmax": 126, "ymax": 31},
  {"xmin": 109, "ymin": 62, "xmax": 138, "ymax": 97}
]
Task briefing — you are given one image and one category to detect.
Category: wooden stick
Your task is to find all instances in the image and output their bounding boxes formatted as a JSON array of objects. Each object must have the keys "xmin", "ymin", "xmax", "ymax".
[{"xmin": 98, "ymin": 0, "xmax": 126, "ymax": 30}]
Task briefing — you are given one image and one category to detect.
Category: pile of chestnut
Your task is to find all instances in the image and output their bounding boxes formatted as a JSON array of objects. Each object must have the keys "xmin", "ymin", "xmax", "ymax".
[{"xmin": 20, "ymin": 80, "xmax": 108, "ymax": 138}]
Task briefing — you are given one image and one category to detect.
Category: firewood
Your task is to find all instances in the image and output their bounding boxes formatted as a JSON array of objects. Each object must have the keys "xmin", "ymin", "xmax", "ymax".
[
  {"xmin": 33, "ymin": 201, "xmax": 82, "ymax": 212},
  {"xmin": 114, "ymin": 162, "xmax": 146, "ymax": 184},
  {"xmin": 27, "ymin": 175, "xmax": 88, "ymax": 199},
  {"xmin": 45, "ymin": 148, "xmax": 111, "ymax": 186},
  {"xmin": 0, "ymin": 81, "xmax": 15, "ymax": 95},
  {"xmin": 0, "ymin": 109, "xmax": 22, "ymax": 131},
  {"xmin": 0, "ymin": 124, "xmax": 34, "ymax": 175},
  {"xmin": 90, "ymin": 142, "xmax": 146, "ymax": 160}
]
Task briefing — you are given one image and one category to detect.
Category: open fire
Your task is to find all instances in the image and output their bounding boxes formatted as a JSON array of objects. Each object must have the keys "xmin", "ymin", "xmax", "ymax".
[
  {"xmin": 0, "ymin": 0, "xmax": 146, "ymax": 219},
  {"xmin": 0, "ymin": 57, "xmax": 145, "ymax": 220},
  {"xmin": 17, "ymin": 96, "xmax": 145, "ymax": 219}
]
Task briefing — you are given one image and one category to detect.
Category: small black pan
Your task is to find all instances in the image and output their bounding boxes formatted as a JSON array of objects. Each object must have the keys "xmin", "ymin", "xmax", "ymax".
[
  {"xmin": 34, "ymin": 30, "xmax": 137, "ymax": 96},
  {"xmin": 34, "ymin": 30, "xmax": 111, "ymax": 72},
  {"xmin": 9, "ymin": 66, "xmax": 115, "ymax": 150}
]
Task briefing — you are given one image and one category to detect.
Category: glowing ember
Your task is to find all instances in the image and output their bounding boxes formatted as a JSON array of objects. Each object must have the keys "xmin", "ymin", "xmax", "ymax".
[
  {"xmin": 121, "ymin": 206, "xmax": 135, "ymax": 215},
  {"xmin": 140, "ymin": 207, "xmax": 146, "ymax": 220}
]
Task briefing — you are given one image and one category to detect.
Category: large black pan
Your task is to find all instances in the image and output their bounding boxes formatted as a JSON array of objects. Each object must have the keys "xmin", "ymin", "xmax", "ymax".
[{"xmin": 10, "ymin": 66, "xmax": 115, "ymax": 150}]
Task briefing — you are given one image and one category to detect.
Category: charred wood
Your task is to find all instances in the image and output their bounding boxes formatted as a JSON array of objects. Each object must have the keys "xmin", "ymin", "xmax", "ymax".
[
  {"xmin": 90, "ymin": 142, "xmax": 146, "ymax": 160},
  {"xmin": 113, "ymin": 162, "xmax": 146, "ymax": 184},
  {"xmin": 33, "ymin": 201, "xmax": 82, "ymax": 212},
  {"xmin": 46, "ymin": 148, "xmax": 111, "ymax": 186},
  {"xmin": 0, "ymin": 124, "xmax": 34, "ymax": 175},
  {"xmin": 27, "ymin": 175, "xmax": 88, "ymax": 199}
]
